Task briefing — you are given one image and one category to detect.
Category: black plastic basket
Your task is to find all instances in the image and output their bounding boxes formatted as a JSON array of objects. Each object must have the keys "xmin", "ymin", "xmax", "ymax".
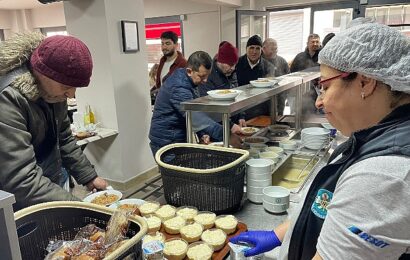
[
  {"xmin": 155, "ymin": 144, "xmax": 249, "ymax": 214},
  {"xmin": 14, "ymin": 202, "xmax": 147, "ymax": 260}
]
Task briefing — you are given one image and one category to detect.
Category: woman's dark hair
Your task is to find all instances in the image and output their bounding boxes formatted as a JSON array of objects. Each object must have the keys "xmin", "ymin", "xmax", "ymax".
[
  {"xmin": 160, "ymin": 31, "xmax": 178, "ymax": 44},
  {"xmin": 187, "ymin": 51, "xmax": 212, "ymax": 71},
  {"xmin": 322, "ymin": 33, "xmax": 335, "ymax": 47}
]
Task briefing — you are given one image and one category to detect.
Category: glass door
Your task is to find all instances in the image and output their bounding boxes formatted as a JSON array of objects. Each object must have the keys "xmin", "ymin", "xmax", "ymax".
[{"xmin": 236, "ymin": 10, "xmax": 269, "ymax": 55}]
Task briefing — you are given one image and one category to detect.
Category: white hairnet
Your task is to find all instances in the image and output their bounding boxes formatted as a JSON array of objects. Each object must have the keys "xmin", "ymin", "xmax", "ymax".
[{"xmin": 319, "ymin": 18, "xmax": 410, "ymax": 94}]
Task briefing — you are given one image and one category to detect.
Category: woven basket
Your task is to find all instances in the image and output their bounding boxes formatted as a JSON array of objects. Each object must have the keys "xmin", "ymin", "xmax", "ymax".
[
  {"xmin": 156, "ymin": 143, "xmax": 249, "ymax": 214},
  {"xmin": 14, "ymin": 201, "xmax": 148, "ymax": 260}
]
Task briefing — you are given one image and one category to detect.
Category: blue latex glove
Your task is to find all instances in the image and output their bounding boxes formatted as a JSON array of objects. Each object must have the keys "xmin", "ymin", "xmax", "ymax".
[{"xmin": 230, "ymin": 230, "xmax": 281, "ymax": 257}]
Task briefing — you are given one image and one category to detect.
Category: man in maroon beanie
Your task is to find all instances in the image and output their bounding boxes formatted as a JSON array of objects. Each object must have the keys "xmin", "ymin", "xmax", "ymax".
[{"xmin": 0, "ymin": 32, "xmax": 107, "ymax": 210}]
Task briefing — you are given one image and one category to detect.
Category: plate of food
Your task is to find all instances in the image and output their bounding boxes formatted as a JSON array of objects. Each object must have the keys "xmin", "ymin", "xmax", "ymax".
[
  {"xmin": 250, "ymin": 78, "xmax": 277, "ymax": 88},
  {"xmin": 83, "ymin": 190, "xmax": 123, "ymax": 206},
  {"xmin": 207, "ymin": 89, "xmax": 242, "ymax": 100},
  {"xmin": 241, "ymin": 127, "xmax": 259, "ymax": 136},
  {"xmin": 109, "ymin": 198, "xmax": 145, "ymax": 214}
]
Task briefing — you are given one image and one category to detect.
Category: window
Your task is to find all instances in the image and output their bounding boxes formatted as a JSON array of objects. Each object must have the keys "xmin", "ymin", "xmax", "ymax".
[
  {"xmin": 365, "ymin": 4, "xmax": 410, "ymax": 36},
  {"xmin": 40, "ymin": 26, "xmax": 68, "ymax": 37}
]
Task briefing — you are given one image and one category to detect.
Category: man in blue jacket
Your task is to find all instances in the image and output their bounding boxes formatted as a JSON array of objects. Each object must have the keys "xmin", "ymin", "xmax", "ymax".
[{"xmin": 149, "ymin": 51, "xmax": 241, "ymax": 156}]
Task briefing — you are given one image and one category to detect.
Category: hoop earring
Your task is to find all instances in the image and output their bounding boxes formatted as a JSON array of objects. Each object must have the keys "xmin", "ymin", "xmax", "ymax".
[{"xmin": 361, "ymin": 92, "xmax": 365, "ymax": 99}]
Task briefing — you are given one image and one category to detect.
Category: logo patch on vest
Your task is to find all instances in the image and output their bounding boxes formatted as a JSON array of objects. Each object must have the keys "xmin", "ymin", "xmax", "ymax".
[{"xmin": 311, "ymin": 189, "xmax": 333, "ymax": 219}]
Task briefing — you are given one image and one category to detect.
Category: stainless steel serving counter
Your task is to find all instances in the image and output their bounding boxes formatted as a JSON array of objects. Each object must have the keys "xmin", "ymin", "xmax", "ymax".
[{"xmin": 181, "ymin": 71, "xmax": 320, "ymax": 147}]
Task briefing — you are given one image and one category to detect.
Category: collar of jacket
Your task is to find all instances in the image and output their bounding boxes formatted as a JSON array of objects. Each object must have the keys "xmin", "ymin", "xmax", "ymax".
[
  {"xmin": 160, "ymin": 51, "xmax": 184, "ymax": 65},
  {"xmin": 0, "ymin": 32, "xmax": 44, "ymax": 101}
]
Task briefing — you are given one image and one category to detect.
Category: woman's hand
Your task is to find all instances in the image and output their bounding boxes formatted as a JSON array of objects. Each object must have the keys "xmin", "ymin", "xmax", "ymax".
[
  {"xmin": 86, "ymin": 177, "xmax": 108, "ymax": 192},
  {"xmin": 230, "ymin": 230, "xmax": 281, "ymax": 256}
]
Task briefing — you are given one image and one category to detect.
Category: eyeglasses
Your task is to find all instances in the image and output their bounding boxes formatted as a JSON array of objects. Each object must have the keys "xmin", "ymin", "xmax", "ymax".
[
  {"xmin": 318, "ymin": 72, "xmax": 351, "ymax": 98},
  {"xmin": 319, "ymin": 72, "xmax": 351, "ymax": 85}
]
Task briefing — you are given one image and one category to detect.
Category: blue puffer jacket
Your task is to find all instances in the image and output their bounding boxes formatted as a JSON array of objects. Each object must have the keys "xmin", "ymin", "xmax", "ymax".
[{"xmin": 149, "ymin": 68, "xmax": 223, "ymax": 148}]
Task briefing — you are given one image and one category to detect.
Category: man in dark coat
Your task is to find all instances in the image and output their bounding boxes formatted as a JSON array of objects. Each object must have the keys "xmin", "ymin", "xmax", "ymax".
[
  {"xmin": 149, "ymin": 51, "xmax": 241, "ymax": 156},
  {"xmin": 236, "ymin": 35, "xmax": 275, "ymax": 120}
]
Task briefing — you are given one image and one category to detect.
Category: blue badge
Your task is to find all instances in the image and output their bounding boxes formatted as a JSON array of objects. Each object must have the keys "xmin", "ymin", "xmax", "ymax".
[{"xmin": 311, "ymin": 188, "xmax": 333, "ymax": 219}]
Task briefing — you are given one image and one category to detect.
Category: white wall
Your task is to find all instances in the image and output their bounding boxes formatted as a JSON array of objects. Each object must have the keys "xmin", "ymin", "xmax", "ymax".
[
  {"xmin": 64, "ymin": 0, "xmax": 154, "ymax": 183},
  {"xmin": 31, "ymin": 2, "xmax": 65, "ymax": 28}
]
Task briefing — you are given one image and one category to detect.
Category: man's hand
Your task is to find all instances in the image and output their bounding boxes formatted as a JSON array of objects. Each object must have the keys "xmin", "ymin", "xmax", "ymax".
[
  {"xmin": 229, "ymin": 133, "xmax": 243, "ymax": 148},
  {"xmin": 201, "ymin": 134, "xmax": 211, "ymax": 144},
  {"xmin": 231, "ymin": 124, "xmax": 244, "ymax": 135},
  {"xmin": 86, "ymin": 177, "xmax": 108, "ymax": 192},
  {"xmin": 238, "ymin": 119, "xmax": 247, "ymax": 127}
]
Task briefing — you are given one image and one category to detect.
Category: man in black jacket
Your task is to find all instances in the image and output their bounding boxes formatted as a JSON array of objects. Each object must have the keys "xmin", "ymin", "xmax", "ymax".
[{"xmin": 236, "ymin": 35, "xmax": 274, "ymax": 120}]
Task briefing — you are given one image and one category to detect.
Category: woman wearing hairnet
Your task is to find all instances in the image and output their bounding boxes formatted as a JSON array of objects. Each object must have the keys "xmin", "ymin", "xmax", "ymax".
[{"xmin": 230, "ymin": 19, "xmax": 410, "ymax": 259}]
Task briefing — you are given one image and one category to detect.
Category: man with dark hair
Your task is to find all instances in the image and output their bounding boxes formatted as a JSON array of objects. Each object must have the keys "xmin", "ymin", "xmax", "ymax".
[
  {"xmin": 150, "ymin": 31, "xmax": 187, "ymax": 104},
  {"xmin": 149, "ymin": 51, "xmax": 241, "ymax": 155},
  {"xmin": 290, "ymin": 33, "xmax": 321, "ymax": 72}
]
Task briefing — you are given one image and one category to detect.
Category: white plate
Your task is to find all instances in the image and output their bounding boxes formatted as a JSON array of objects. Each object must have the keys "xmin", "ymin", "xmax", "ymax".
[
  {"xmin": 109, "ymin": 198, "xmax": 145, "ymax": 209},
  {"xmin": 83, "ymin": 190, "xmax": 123, "ymax": 206},
  {"xmin": 208, "ymin": 142, "xmax": 232, "ymax": 148},
  {"xmin": 250, "ymin": 80, "xmax": 275, "ymax": 88},
  {"xmin": 241, "ymin": 127, "xmax": 259, "ymax": 136},
  {"xmin": 301, "ymin": 127, "xmax": 330, "ymax": 136},
  {"xmin": 207, "ymin": 89, "xmax": 242, "ymax": 100}
]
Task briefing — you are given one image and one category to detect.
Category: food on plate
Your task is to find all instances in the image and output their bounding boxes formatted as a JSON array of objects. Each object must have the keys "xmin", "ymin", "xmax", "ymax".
[
  {"xmin": 144, "ymin": 215, "xmax": 162, "ymax": 233},
  {"xmin": 163, "ymin": 239, "xmax": 188, "ymax": 260},
  {"xmin": 118, "ymin": 204, "xmax": 140, "ymax": 215},
  {"xmin": 242, "ymin": 127, "xmax": 256, "ymax": 133},
  {"xmin": 216, "ymin": 89, "xmax": 233, "ymax": 94},
  {"xmin": 142, "ymin": 231, "xmax": 166, "ymax": 245},
  {"xmin": 215, "ymin": 215, "xmax": 238, "ymax": 234},
  {"xmin": 180, "ymin": 223, "xmax": 204, "ymax": 243},
  {"xmin": 91, "ymin": 192, "xmax": 119, "ymax": 206},
  {"xmin": 255, "ymin": 79, "xmax": 269, "ymax": 82},
  {"xmin": 163, "ymin": 216, "xmax": 186, "ymax": 234},
  {"xmin": 139, "ymin": 201, "xmax": 160, "ymax": 216},
  {"xmin": 200, "ymin": 228, "xmax": 227, "ymax": 251},
  {"xmin": 187, "ymin": 242, "xmax": 214, "ymax": 260},
  {"xmin": 154, "ymin": 204, "xmax": 176, "ymax": 221},
  {"xmin": 176, "ymin": 206, "xmax": 198, "ymax": 221},
  {"xmin": 194, "ymin": 212, "xmax": 216, "ymax": 229}
]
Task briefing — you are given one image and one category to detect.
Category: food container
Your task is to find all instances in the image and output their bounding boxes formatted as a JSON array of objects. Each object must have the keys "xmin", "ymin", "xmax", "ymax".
[
  {"xmin": 244, "ymin": 137, "xmax": 269, "ymax": 145},
  {"xmin": 246, "ymin": 178, "xmax": 272, "ymax": 188},
  {"xmin": 207, "ymin": 89, "xmax": 242, "ymax": 100},
  {"xmin": 194, "ymin": 211, "xmax": 216, "ymax": 230},
  {"xmin": 246, "ymin": 185, "xmax": 267, "ymax": 194},
  {"xmin": 201, "ymin": 228, "xmax": 227, "ymax": 251},
  {"xmin": 265, "ymin": 146, "xmax": 284, "ymax": 156},
  {"xmin": 214, "ymin": 215, "xmax": 238, "ymax": 234},
  {"xmin": 82, "ymin": 190, "xmax": 123, "ymax": 206},
  {"xmin": 247, "ymin": 171, "xmax": 272, "ymax": 181},
  {"xmin": 163, "ymin": 238, "xmax": 188, "ymax": 260},
  {"xmin": 279, "ymin": 140, "xmax": 297, "ymax": 150},
  {"xmin": 142, "ymin": 240, "xmax": 165, "ymax": 260},
  {"xmin": 187, "ymin": 241, "xmax": 214, "ymax": 260},
  {"xmin": 154, "ymin": 204, "xmax": 176, "ymax": 221},
  {"xmin": 139, "ymin": 201, "xmax": 161, "ymax": 217},
  {"xmin": 263, "ymin": 186, "xmax": 290, "ymax": 204},
  {"xmin": 180, "ymin": 222, "xmax": 204, "ymax": 243},
  {"xmin": 144, "ymin": 214, "xmax": 162, "ymax": 233},
  {"xmin": 176, "ymin": 206, "xmax": 198, "ymax": 221},
  {"xmin": 258, "ymin": 151, "xmax": 280, "ymax": 163},
  {"xmin": 142, "ymin": 231, "xmax": 166, "ymax": 245},
  {"xmin": 229, "ymin": 242, "xmax": 264, "ymax": 260},
  {"xmin": 163, "ymin": 216, "xmax": 186, "ymax": 234}
]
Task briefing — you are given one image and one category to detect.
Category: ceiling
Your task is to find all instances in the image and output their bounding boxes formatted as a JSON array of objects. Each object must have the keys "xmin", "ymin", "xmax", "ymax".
[{"xmin": 0, "ymin": 0, "xmax": 47, "ymax": 10}]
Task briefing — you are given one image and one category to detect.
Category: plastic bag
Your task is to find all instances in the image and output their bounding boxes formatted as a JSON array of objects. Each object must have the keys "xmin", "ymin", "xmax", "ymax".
[{"xmin": 105, "ymin": 210, "xmax": 130, "ymax": 246}]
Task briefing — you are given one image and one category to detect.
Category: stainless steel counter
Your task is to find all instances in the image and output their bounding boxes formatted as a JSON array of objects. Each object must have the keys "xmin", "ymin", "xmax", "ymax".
[{"xmin": 181, "ymin": 71, "xmax": 320, "ymax": 147}]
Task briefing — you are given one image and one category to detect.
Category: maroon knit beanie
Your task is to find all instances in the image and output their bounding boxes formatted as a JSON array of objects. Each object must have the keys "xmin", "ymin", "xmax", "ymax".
[
  {"xmin": 30, "ymin": 35, "xmax": 93, "ymax": 87},
  {"xmin": 217, "ymin": 42, "xmax": 239, "ymax": 66}
]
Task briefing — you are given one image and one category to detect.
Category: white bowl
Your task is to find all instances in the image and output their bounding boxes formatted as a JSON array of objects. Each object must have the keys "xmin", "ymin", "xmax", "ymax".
[
  {"xmin": 250, "ymin": 80, "xmax": 274, "ymax": 88},
  {"xmin": 279, "ymin": 140, "xmax": 297, "ymax": 150},
  {"xmin": 246, "ymin": 185, "xmax": 267, "ymax": 194},
  {"xmin": 265, "ymin": 146, "xmax": 284, "ymax": 156},
  {"xmin": 246, "ymin": 159, "xmax": 275, "ymax": 174},
  {"xmin": 247, "ymin": 178, "xmax": 272, "ymax": 188},
  {"xmin": 83, "ymin": 190, "xmax": 123, "ymax": 206},
  {"xmin": 207, "ymin": 89, "xmax": 242, "ymax": 100},
  {"xmin": 109, "ymin": 198, "xmax": 145, "ymax": 209},
  {"xmin": 263, "ymin": 186, "xmax": 290, "ymax": 204},
  {"xmin": 301, "ymin": 127, "xmax": 330, "ymax": 136},
  {"xmin": 259, "ymin": 151, "xmax": 280, "ymax": 163},
  {"xmin": 247, "ymin": 171, "xmax": 272, "ymax": 180},
  {"xmin": 263, "ymin": 200, "xmax": 289, "ymax": 213},
  {"xmin": 247, "ymin": 192, "xmax": 263, "ymax": 203}
]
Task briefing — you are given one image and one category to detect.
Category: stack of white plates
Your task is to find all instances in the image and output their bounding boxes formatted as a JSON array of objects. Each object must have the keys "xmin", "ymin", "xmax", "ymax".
[
  {"xmin": 301, "ymin": 127, "xmax": 330, "ymax": 150},
  {"xmin": 245, "ymin": 159, "xmax": 274, "ymax": 203}
]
